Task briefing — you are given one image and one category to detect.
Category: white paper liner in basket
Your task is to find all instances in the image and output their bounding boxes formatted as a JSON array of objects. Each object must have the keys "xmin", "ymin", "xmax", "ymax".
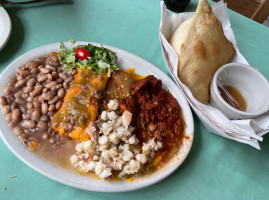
[{"xmin": 159, "ymin": 0, "xmax": 269, "ymax": 149}]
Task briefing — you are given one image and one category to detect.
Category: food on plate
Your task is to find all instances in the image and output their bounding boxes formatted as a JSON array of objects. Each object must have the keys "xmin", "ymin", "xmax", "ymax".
[
  {"xmin": 170, "ymin": 0, "xmax": 236, "ymax": 104},
  {"xmin": 71, "ymin": 99, "xmax": 163, "ymax": 179},
  {"xmin": 120, "ymin": 75, "xmax": 182, "ymax": 151},
  {"xmin": 51, "ymin": 69, "xmax": 108, "ymax": 142},
  {"xmin": 71, "ymin": 76, "xmax": 183, "ymax": 179},
  {"xmin": 0, "ymin": 55, "xmax": 70, "ymax": 149},
  {"xmin": 0, "ymin": 42, "xmax": 185, "ymax": 180},
  {"xmin": 105, "ymin": 70, "xmax": 135, "ymax": 99}
]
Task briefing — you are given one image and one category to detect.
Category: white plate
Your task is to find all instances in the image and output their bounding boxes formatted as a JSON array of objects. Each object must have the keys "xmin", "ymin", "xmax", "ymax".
[
  {"xmin": 0, "ymin": 41, "xmax": 194, "ymax": 192},
  {"xmin": 0, "ymin": 7, "xmax": 11, "ymax": 51}
]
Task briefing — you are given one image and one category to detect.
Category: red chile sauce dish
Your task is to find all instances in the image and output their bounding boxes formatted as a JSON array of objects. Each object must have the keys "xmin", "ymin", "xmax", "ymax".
[{"xmin": 0, "ymin": 43, "xmax": 185, "ymax": 181}]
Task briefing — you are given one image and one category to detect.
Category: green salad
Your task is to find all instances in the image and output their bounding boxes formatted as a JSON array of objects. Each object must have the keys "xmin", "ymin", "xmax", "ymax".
[{"xmin": 58, "ymin": 42, "xmax": 119, "ymax": 77}]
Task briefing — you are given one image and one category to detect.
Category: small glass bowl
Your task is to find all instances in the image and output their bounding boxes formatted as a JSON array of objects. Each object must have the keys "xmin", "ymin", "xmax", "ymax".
[{"xmin": 210, "ymin": 63, "xmax": 269, "ymax": 119}]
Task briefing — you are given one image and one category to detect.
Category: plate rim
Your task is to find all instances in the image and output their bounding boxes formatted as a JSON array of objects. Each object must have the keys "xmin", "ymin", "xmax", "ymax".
[
  {"xmin": 0, "ymin": 41, "xmax": 194, "ymax": 192},
  {"xmin": 0, "ymin": 7, "xmax": 12, "ymax": 51}
]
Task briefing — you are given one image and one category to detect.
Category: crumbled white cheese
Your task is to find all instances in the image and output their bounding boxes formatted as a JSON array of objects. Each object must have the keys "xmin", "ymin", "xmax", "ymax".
[
  {"xmin": 101, "ymin": 111, "xmax": 109, "ymax": 121},
  {"xmin": 70, "ymin": 99, "xmax": 163, "ymax": 179},
  {"xmin": 98, "ymin": 135, "xmax": 108, "ymax": 145},
  {"xmin": 107, "ymin": 99, "xmax": 119, "ymax": 111},
  {"xmin": 135, "ymin": 154, "xmax": 148, "ymax": 164}
]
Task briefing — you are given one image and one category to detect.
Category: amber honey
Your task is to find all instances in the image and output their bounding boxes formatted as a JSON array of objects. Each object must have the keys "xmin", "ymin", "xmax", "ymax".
[{"xmin": 218, "ymin": 85, "xmax": 247, "ymax": 111}]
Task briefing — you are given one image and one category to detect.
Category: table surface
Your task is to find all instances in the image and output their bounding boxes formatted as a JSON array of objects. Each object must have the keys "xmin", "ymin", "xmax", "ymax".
[{"xmin": 0, "ymin": 0, "xmax": 269, "ymax": 199}]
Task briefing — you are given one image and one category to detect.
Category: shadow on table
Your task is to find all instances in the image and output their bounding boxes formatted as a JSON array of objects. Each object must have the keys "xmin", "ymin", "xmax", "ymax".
[
  {"xmin": 0, "ymin": 7, "xmax": 24, "ymax": 65},
  {"xmin": 260, "ymin": 133, "xmax": 269, "ymax": 152}
]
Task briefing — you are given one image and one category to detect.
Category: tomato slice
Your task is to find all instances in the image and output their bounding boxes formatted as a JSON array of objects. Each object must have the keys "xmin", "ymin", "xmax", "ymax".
[{"xmin": 75, "ymin": 47, "xmax": 90, "ymax": 60}]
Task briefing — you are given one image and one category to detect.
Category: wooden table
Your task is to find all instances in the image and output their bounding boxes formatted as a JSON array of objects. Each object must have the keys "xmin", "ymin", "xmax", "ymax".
[{"xmin": 213, "ymin": 0, "xmax": 269, "ymax": 23}]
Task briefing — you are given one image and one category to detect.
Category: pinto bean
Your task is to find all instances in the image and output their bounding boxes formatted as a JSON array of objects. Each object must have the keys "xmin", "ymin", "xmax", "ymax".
[
  {"xmin": 27, "ymin": 102, "xmax": 34, "ymax": 109},
  {"xmin": 8, "ymin": 78, "xmax": 17, "ymax": 87},
  {"xmin": 47, "ymin": 74, "xmax": 54, "ymax": 81},
  {"xmin": 28, "ymin": 61, "xmax": 40, "ymax": 69},
  {"xmin": 36, "ymin": 85, "xmax": 44, "ymax": 92},
  {"xmin": 19, "ymin": 134, "xmax": 28, "ymax": 141},
  {"xmin": 41, "ymin": 102, "xmax": 48, "ymax": 114},
  {"xmin": 49, "ymin": 104, "xmax": 55, "ymax": 112},
  {"xmin": 48, "ymin": 96, "xmax": 59, "ymax": 104},
  {"xmin": 27, "ymin": 96, "xmax": 34, "ymax": 102},
  {"xmin": 33, "ymin": 101, "xmax": 41, "ymax": 108},
  {"xmin": 27, "ymin": 78, "xmax": 36, "ymax": 86},
  {"xmin": 57, "ymin": 67, "xmax": 63, "ymax": 73},
  {"xmin": 36, "ymin": 57, "xmax": 46, "ymax": 63},
  {"xmin": 12, "ymin": 109, "xmax": 22, "ymax": 121},
  {"xmin": 40, "ymin": 115, "xmax": 49, "ymax": 121},
  {"xmin": 21, "ymin": 120, "xmax": 36, "ymax": 129},
  {"xmin": 31, "ymin": 110, "xmax": 41, "ymax": 121},
  {"xmin": 52, "ymin": 71, "xmax": 58, "ymax": 79},
  {"xmin": 63, "ymin": 82, "xmax": 69, "ymax": 89},
  {"xmin": 15, "ymin": 97, "xmax": 27, "ymax": 105},
  {"xmin": 57, "ymin": 88, "xmax": 65, "ymax": 99},
  {"xmin": 0, "ymin": 96, "xmax": 8, "ymax": 106},
  {"xmin": 14, "ymin": 79, "xmax": 26, "ymax": 88},
  {"xmin": 51, "ymin": 84, "xmax": 62, "ymax": 91},
  {"xmin": 48, "ymin": 104, "xmax": 55, "ymax": 112},
  {"xmin": 24, "ymin": 86, "xmax": 34, "ymax": 93},
  {"xmin": 16, "ymin": 66, "xmax": 23, "ymax": 74},
  {"xmin": 56, "ymin": 78, "xmax": 63, "ymax": 83},
  {"xmin": 14, "ymin": 91, "xmax": 23, "ymax": 98},
  {"xmin": 24, "ymin": 129, "xmax": 31, "ymax": 135},
  {"xmin": 48, "ymin": 60, "xmax": 60, "ymax": 67},
  {"xmin": 45, "ymin": 81, "xmax": 57, "ymax": 88},
  {"xmin": 64, "ymin": 76, "xmax": 73, "ymax": 83},
  {"xmin": 26, "ymin": 74, "xmax": 34, "ymax": 81},
  {"xmin": 3, "ymin": 105, "xmax": 11, "ymax": 114},
  {"xmin": 37, "ymin": 121, "xmax": 48, "ymax": 131},
  {"xmin": 11, "ymin": 102, "xmax": 18, "ymax": 110},
  {"xmin": 40, "ymin": 68, "xmax": 50, "ymax": 73},
  {"xmin": 37, "ymin": 74, "xmax": 48, "ymax": 82},
  {"xmin": 20, "ymin": 70, "xmax": 31, "ymax": 77},
  {"xmin": 23, "ymin": 113, "xmax": 31, "ymax": 120},
  {"xmin": 47, "ymin": 111, "xmax": 55, "ymax": 117},
  {"xmin": 47, "ymin": 55, "xmax": 58, "ymax": 62},
  {"xmin": 31, "ymin": 68, "xmax": 39, "ymax": 74},
  {"xmin": 27, "ymin": 108, "xmax": 35, "ymax": 114},
  {"xmin": 59, "ymin": 73, "xmax": 67, "ymax": 80},
  {"xmin": 45, "ymin": 64, "xmax": 56, "ymax": 71},
  {"xmin": 6, "ymin": 95, "xmax": 15, "ymax": 104},
  {"xmin": 20, "ymin": 105, "xmax": 27, "ymax": 114},
  {"xmin": 31, "ymin": 85, "xmax": 44, "ymax": 97},
  {"xmin": 21, "ymin": 93, "xmax": 29, "ymax": 99},
  {"xmin": 55, "ymin": 100, "xmax": 63, "ymax": 110},
  {"xmin": 4, "ymin": 86, "xmax": 16, "ymax": 95},
  {"xmin": 42, "ymin": 88, "xmax": 48, "ymax": 93},
  {"xmin": 17, "ymin": 75, "xmax": 23, "ymax": 81},
  {"xmin": 35, "ymin": 96, "xmax": 43, "ymax": 103},
  {"xmin": 14, "ymin": 126, "xmax": 24, "ymax": 136},
  {"xmin": 41, "ymin": 91, "xmax": 55, "ymax": 101}
]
